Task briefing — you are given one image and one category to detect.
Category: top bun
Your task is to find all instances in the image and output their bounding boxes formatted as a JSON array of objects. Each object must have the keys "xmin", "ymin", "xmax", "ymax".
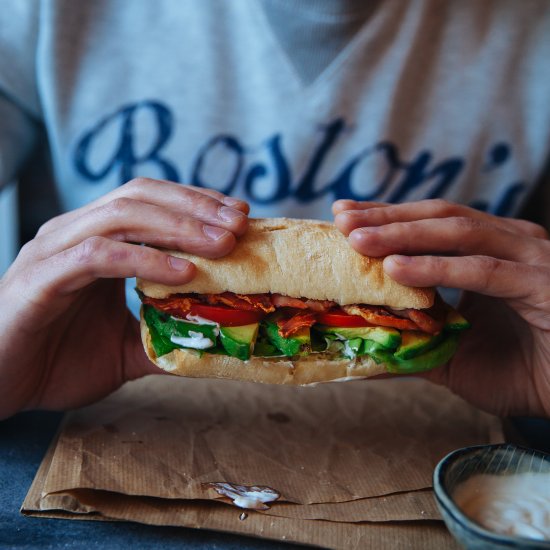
[{"xmin": 137, "ymin": 218, "xmax": 434, "ymax": 309}]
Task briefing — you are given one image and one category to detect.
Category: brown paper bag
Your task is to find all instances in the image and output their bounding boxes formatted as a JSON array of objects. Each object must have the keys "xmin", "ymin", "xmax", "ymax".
[{"xmin": 23, "ymin": 375, "xmax": 501, "ymax": 548}]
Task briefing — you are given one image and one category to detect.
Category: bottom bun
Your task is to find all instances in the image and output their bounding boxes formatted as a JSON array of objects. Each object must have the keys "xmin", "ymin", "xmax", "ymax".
[{"xmin": 140, "ymin": 319, "xmax": 387, "ymax": 386}]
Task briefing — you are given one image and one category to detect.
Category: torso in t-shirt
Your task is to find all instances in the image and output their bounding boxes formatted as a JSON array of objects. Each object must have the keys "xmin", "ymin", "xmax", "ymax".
[{"xmin": 0, "ymin": 0, "xmax": 549, "ymax": 220}]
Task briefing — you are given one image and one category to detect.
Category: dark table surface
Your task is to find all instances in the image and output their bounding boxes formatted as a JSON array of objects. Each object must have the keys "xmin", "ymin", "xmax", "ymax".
[
  {"xmin": 0, "ymin": 411, "xmax": 301, "ymax": 550},
  {"xmin": 2, "ymin": 411, "xmax": 549, "ymax": 550}
]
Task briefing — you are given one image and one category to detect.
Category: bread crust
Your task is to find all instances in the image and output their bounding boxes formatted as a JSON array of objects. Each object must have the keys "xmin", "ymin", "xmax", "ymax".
[
  {"xmin": 137, "ymin": 218, "xmax": 434, "ymax": 309},
  {"xmin": 140, "ymin": 312, "xmax": 387, "ymax": 385}
]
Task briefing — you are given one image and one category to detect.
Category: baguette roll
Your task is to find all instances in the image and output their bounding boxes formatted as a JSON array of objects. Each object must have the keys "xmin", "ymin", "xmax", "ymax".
[{"xmin": 137, "ymin": 218, "xmax": 433, "ymax": 309}]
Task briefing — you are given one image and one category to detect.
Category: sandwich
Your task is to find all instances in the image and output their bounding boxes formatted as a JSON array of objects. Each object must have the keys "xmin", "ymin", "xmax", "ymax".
[{"xmin": 137, "ymin": 218, "xmax": 469, "ymax": 385}]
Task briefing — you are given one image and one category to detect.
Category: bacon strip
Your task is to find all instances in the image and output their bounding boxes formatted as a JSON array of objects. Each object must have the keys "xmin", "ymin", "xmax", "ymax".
[
  {"xmin": 271, "ymin": 294, "xmax": 336, "ymax": 312},
  {"xmin": 141, "ymin": 295, "xmax": 198, "ymax": 315},
  {"xmin": 271, "ymin": 294, "xmax": 308, "ymax": 309},
  {"xmin": 277, "ymin": 312, "xmax": 318, "ymax": 338},
  {"xmin": 388, "ymin": 295, "xmax": 447, "ymax": 334},
  {"xmin": 302, "ymin": 299, "xmax": 338, "ymax": 312},
  {"xmin": 343, "ymin": 305, "xmax": 420, "ymax": 331},
  {"xmin": 235, "ymin": 293, "xmax": 275, "ymax": 313},
  {"xmin": 406, "ymin": 310, "xmax": 444, "ymax": 334},
  {"xmin": 204, "ymin": 292, "xmax": 259, "ymax": 311},
  {"xmin": 203, "ymin": 292, "xmax": 275, "ymax": 312},
  {"xmin": 143, "ymin": 292, "xmax": 444, "ymax": 335}
]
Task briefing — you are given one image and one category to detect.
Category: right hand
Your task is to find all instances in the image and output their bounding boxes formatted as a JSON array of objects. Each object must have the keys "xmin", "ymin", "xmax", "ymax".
[{"xmin": 0, "ymin": 178, "xmax": 249, "ymax": 420}]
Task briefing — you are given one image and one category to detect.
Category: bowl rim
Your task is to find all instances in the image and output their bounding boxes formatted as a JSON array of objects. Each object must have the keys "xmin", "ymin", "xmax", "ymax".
[{"xmin": 433, "ymin": 443, "xmax": 550, "ymax": 545}]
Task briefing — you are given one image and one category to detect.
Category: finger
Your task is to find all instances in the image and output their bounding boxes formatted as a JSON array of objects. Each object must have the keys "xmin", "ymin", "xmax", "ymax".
[
  {"xmin": 118, "ymin": 179, "xmax": 251, "ymax": 230},
  {"xmin": 334, "ymin": 199, "xmax": 544, "ymax": 238},
  {"xmin": 30, "ymin": 238, "xmax": 197, "ymax": 297},
  {"xmin": 37, "ymin": 182, "xmax": 248, "ymax": 239},
  {"xmin": 186, "ymin": 185, "xmax": 250, "ymax": 215},
  {"xmin": 507, "ymin": 218, "xmax": 550, "ymax": 240},
  {"xmin": 31, "ymin": 197, "xmax": 239, "ymax": 260},
  {"xmin": 332, "ymin": 200, "xmax": 386, "ymax": 216},
  {"xmin": 36, "ymin": 179, "xmax": 249, "ymax": 238},
  {"xmin": 346, "ymin": 216, "xmax": 548, "ymax": 265},
  {"xmin": 383, "ymin": 254, "xmax": 548, "ymax": 301}
]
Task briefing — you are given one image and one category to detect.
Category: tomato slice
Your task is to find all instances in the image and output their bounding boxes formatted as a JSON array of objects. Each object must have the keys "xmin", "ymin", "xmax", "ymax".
[
  {"xmin": 316, "ymin": 311, "xmax": 373, "ymax": 328},
  {"xmin": 189, "ymin": 304, "xmax": 265, "ymax": 326}
]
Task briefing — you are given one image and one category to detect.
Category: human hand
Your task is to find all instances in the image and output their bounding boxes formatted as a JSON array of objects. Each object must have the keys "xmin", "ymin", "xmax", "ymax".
[
  {"xmin": 334, "ymin": 199, "xmax": 550, "ymax": 418},
  {"xmin": 0, "ymin": 178, "xmax": 249, "ymax": 419}
]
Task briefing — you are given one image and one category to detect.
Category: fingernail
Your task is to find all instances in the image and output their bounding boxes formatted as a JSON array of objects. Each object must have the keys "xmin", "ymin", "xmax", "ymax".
[
  {"xmin": 352, "ymin": 226, "xmax": 380, "ymax": 238},
  {"xmin": 223, "ymin": 197, "xmax": 245, "ymax": 207},
  {"xmin": 168, "ymin": 256, "xmax": 190, "ymax": 271},
  {"xmin": 203, "ymin": 225, "xmax": 230, "ymax": 241},
  {"xmin": 388, "ymin": 255, "xmax": 412, "ymax": 265},
  {"xmin": 333, "ymin": 200, "xmax": 353, "ymax": 212},
  {"xmin": 219, "ymin": 206, "xmax": 246, "ymax": 223}
]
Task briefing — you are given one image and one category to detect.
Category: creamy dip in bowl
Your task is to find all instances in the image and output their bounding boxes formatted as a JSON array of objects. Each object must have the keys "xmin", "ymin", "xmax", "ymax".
[{"xmin": 433, "ymin": 444, "xmax": 550, "ymax": 550}]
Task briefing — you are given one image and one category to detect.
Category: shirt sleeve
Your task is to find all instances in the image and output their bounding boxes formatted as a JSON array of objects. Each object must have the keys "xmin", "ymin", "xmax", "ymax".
[
  {"xmin": 0, "ymin": 0, "xmax": 42, "ymax": 189},
  {"xmin": 0, "ymin": 94, "xmax": 39, "ymax": 189}
]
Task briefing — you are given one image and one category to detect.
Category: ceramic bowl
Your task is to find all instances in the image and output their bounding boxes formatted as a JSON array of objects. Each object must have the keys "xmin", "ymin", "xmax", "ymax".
[{"xmin": 433, "ymin": 443, "xmax": 550, "ymax": 549}]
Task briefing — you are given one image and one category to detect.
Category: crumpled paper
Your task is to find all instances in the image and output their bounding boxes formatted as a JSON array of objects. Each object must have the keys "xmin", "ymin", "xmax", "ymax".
[{"xmin": 22, "ymin": 375, "xmax": 502, "ymax": 548}]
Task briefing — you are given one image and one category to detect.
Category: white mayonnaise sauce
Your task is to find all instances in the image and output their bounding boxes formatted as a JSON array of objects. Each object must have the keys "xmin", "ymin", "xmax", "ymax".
[
  {"xmin": 184, "ymin": 313, "xmax": 220, "ymax": 330},
  {"xmin": 343, "ymin": 340, "xmax": 356, "ymax": 359},
  {"xmin": 171, "ymin": 314, "xmax": 220, "ymax": 334},
  {"xmin": 170, "ymin": 331, "xmax": 214, "ymax": 349},
  {"xmin": 208, "ymin": 482, "xmax": 280, "ymax": 510},
  {"xmin": 453, "ymin": 472, "xmax": 550, "ymax": 540}
]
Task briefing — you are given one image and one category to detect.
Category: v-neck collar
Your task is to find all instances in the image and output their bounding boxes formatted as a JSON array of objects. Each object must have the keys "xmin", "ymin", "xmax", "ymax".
[{"xmin": 252, "ymin": 0, "xmax": 386, "ymax": 93}]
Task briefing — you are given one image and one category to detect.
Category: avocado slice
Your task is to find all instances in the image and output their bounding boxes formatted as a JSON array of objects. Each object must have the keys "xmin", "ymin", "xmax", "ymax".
[
  {"xmin": 315, "ymin": 325, "xmax": 401, "ymax": 350},
  {"xmin": 359, "ymin": 339, "xmax": 389, "ymax": 360},
  {"xmin": 219, "ymin": 323, "xmax": 259, "ymax": 360},
  {"xmin": 445, "ymin": 309, "xmax": 471, "ymax": 331},
  {"xmin": 393, "ymin": 330, "xmax": 444, "ymax": 360},
  {"xmin": 376, "ymin": 333, "xmax": 460, "ymax": 374},
  {"xmin": 265, "ymin": 320, "xmax": 311, "ymax": 357},
  {"xmin": 252, "ymin": 325, "xmax": 285, "ymax": 357}
]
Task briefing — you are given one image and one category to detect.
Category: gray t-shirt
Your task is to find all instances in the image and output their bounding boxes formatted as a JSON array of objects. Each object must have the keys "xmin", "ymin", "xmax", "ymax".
[{"xmin": 0, "ymin": 0, "xmax": 549, "ymax": 221}]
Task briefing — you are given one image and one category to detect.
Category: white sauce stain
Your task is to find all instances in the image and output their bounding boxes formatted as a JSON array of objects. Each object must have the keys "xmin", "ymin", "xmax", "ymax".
[{"xmin": 207, "ymin": 482, "xmax": 280, "ymax": 510}]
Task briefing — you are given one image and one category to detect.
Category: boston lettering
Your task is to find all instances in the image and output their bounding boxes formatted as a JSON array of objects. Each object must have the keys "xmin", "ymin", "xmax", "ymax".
[{"xmin": 73, "ymin": 100, "xmax": 526, "ymax": 217}]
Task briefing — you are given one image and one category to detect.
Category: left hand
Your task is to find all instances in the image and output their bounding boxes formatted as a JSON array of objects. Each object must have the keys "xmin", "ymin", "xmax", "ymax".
[{"xmin": 333, "ymin": 198, "xmax": 550, "ymax": 418}]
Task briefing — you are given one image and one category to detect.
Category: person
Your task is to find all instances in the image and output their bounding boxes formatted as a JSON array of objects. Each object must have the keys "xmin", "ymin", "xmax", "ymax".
[{"xmin": 0, "ymin": 0, "xmax": 549, "ymax": 420}]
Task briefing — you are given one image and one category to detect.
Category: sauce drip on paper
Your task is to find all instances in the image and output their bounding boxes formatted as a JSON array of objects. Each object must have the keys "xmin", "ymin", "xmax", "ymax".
[{"xmin": 207, "ymin": 482, "xmax": 281, "ymax": 510}]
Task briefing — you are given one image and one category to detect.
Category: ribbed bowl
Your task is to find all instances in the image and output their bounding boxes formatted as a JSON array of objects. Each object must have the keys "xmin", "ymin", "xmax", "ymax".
[{"xmin": 433, "ymin": 443, "xmax": 550, "ymax": 550}]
